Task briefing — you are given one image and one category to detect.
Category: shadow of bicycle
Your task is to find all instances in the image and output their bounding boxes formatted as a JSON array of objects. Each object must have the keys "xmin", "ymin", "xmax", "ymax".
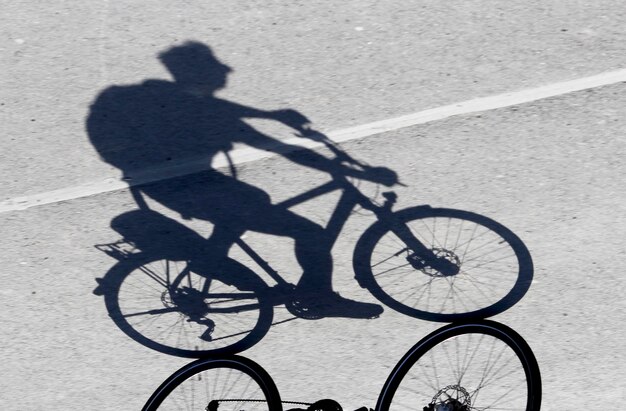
[{"xmin": 87, "ymin": 41, "xmax": 533, "ymax": 358}]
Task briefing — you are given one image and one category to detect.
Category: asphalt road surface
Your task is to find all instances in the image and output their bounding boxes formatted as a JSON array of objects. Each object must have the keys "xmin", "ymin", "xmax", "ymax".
[{"xmin": 2, "ymin": 2, "xmax": 626, "ymax": 410}]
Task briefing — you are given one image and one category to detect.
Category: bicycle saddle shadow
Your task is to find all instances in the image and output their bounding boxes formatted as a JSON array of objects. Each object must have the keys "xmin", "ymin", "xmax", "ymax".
[
  {"xmin": 106, "ymin": 208, "xmax": 274, "ymax": 292},
  {"xmin": 110, "ymin": 209, "xmax": 207, "ymax": 259}
]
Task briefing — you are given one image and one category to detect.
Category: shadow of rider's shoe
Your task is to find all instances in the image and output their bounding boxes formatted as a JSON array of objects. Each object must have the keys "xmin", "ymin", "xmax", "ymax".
[{"xmin": 288, "ymin": 291, "xmax": 383, "ymax": 320}]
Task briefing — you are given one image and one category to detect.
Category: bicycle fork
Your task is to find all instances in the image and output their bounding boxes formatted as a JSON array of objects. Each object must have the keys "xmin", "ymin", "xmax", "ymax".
[{"xmin": 375, "ymin": 194, "xmax": 460, "ymax": 277}]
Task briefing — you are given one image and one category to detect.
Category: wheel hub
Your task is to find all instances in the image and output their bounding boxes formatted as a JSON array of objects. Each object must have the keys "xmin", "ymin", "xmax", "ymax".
[
  {"xmin": 423, "ymin": 385, "xmax": 471, "ymax": 411},
  {"xmin": 162, "ymin": 287, "xmax": 210, "ymax": 320},
  {"xmin": 161, "ymin": 288, "xmax": 216, "ymax": 339},
  {"xmin": 406, "ymin": 248, "xmax": 461, "ymax": 277}
]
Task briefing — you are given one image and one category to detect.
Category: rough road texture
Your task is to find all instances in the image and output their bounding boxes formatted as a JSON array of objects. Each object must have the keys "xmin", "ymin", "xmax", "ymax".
[{"xmin": 2, "ymin": 2, "xmax": 626, "ymax": 409}]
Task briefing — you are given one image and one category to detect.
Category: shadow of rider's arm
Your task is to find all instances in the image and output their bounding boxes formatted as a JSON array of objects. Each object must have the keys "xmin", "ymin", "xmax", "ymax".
[{"xmin": 227, "ymin": 103, "xmax": 396, "ymax": 186}]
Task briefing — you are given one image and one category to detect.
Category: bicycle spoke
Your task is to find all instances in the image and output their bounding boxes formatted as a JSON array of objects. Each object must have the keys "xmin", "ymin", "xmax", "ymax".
[{"xmin": 384, "ymin": 328, "xmax": 531, "ymax": 411}]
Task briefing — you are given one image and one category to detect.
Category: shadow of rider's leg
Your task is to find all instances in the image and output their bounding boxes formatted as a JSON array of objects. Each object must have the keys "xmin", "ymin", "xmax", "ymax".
[{"xmin": 247, "ymin": 206, "xmax": 334, "ymax": 293}]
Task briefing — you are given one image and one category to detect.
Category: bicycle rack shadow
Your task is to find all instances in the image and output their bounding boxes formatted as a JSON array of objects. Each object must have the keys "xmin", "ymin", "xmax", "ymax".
[{"xmin": 87, "ymin": 41, "xmax": 534, "ymax": 358}]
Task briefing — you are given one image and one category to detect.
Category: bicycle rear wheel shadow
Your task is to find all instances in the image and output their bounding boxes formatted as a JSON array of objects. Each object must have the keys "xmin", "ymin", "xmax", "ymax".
[
  {"xmin": 94, "ymin": 210, "xmax": 274, "ymax": 358},
  {"xmin": 99, "ymin": 254, "xmax": 275, "ymax": 358}
]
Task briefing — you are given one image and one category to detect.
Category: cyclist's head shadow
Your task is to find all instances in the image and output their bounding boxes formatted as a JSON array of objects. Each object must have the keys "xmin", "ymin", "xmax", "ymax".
[
  {"xmin": 158, "ymin": 41, "xmax": 232, "ymax": 96},
  {"xmin": 88, "ymin": 41, "xmax": 236, "ymax": 178}
]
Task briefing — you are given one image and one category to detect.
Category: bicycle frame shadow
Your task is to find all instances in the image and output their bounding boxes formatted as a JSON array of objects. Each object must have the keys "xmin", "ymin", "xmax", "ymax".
[
  {"xmin": 91, "ymin": 180, "xmax": 535, "ymax": 358},
  {"xmin": 91, "ymin": 171, "xmax": 405, "ymax": 358}
]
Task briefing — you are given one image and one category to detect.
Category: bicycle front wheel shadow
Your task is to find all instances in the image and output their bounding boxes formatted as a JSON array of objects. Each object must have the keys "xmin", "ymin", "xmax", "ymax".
[
  {"xmin": 354, "ymin": 207, "xmax": 533, "ymax": 321},
  {"xmin": 376, "ymin": 321, "xmax": 541, "ymax": 411},
  {"xmin": 103, "ymin": 254, "xmax": 273, "ymax": 357},
  {"xmin": 142, "ymin": 356, "xmax": 283, "ymax": 411}
]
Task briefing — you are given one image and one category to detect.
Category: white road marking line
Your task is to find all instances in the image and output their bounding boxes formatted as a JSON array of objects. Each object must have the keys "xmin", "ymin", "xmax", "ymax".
[{"xmin": 2, "ymin": 68, "xmax": 626, "ymax": 213}]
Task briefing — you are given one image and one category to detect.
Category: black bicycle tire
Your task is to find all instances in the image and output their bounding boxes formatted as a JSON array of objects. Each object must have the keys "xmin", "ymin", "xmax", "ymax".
[
  {"xmin": 142, "ymin": 356, "xmax": 283, "ymax": 411},
  {"xmin": 375, "ymin": 320, "xmax": 541, "ymax": 411},
  {"xmin": 353, "ymin": 207, "xmax": 533, "ymax": 321},
  {"xmin": 102, "ymin": 253, "xmax": 274, "ymax": 357}
]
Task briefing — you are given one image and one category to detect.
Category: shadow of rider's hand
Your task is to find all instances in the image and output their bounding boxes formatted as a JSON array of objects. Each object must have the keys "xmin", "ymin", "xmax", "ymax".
[{"xmin": 274, "ymin": 109, "xmax": 311, "ymax": 132}]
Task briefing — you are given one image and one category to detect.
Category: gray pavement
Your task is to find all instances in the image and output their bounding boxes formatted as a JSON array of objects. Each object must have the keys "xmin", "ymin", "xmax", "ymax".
[
  {"xmin": 2, "ymin": 2, "xmax": 626, "ymax": 410},
  {"xmin": 3, "ymin": 0, "xmax": 626, "ymax": 197}
]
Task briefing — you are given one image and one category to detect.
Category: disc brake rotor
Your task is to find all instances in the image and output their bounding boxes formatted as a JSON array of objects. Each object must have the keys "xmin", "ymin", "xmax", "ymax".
[
  {"xmin": 424, "ymin": 385, "xmax": 471, "ymax": 411},
  {"xmin": 406, "ymin": 248, "xmax": 461, "ymax": 277}
]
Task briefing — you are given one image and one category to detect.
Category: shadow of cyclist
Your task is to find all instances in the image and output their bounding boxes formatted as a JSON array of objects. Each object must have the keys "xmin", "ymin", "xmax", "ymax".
[{"xmin": 87, "ymin": 41, "xmax": 397, "ymax": 327}]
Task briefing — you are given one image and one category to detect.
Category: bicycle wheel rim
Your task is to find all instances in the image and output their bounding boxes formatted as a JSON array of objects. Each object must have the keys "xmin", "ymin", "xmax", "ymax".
[
  {"xmin": 376, "ymin": 321, "xmax": 541, "ymax": 411},
  {"xmin": 103, "ymin": 255, "xmax": 273, "ymax": 357},
  {"xmin": 143, "ymin": 356, "xmax": 283, "ymax": 411},
  {"xmin": 354, "ymin": 207, "xmax": 533, "ymax": 321}
]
